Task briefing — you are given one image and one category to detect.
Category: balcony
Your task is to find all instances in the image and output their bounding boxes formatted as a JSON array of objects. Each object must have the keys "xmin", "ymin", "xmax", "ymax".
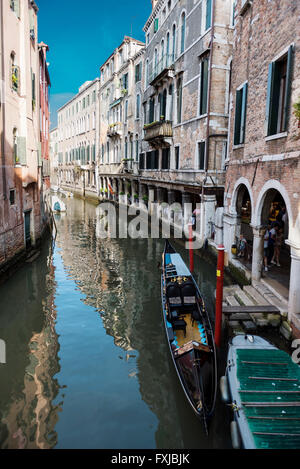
[
  {"xmin": 149, "ymin": 54, "xmax": 175, "ymax": 87},
  {"xmin": 143, "ymin": 120, "xmax": 173, "ymax": 145},
  {"xmin": 107, "ymin": 122, "xmax": 123, "ymax": 138}
]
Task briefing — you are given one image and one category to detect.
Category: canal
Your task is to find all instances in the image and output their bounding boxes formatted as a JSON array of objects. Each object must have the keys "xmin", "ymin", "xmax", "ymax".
[{"xmin": 0, "ymin": 197, "xmax": 232, "ymax": 449}]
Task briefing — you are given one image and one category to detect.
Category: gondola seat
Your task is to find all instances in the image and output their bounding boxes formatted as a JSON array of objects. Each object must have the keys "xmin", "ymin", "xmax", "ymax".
[
  {"xmin": 173, "ymin": 319, "xmax": 187, "ymax": 337},
  {"xmin": 191, "ymin": 308, "xmax": 201, "ymax": 325},
  {"xmin": 181, "ymin": 281, "xmax": 197, "ymax": 305},
  {"xmin": 166, "ymin": 282, "xmax": 182, "ymax": 306}
]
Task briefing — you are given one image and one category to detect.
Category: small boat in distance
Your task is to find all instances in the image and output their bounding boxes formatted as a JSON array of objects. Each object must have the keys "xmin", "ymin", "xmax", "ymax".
[
  {"xmin": 221, "ymin": 335, "xmax": 300, "ymax": 449},
  {"xmin": 52, "ymin": 196, "xmax": 66, "ymax": 213},
  {"xmin": 161, "ymin": 241, "xmax": 217, "ymax": 432}
]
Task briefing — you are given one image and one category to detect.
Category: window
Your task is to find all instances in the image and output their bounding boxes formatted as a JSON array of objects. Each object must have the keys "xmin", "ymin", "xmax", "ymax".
[
  {"xmin": 125, "ymin": 100, "xmax": 128, "ymax": 121},
  {"xmin": 166, "ymin": 32, "xmax": 170, "ymax": 66},
  {"xmin": 180, "ymin": 13, "xmax": 186, "ymax": 54},
  {"xmin": 9, "ymin": 189, "xmax": 16, "ymax": 206},
  {"xmin": 136, "ymin": 94, "xmax": 141, "ymax": 119},
  {"xmin": 31, "ymin": 69, "xmax": 36, "ymax": 110},
  {"xmin": 11, "ymin": 53, "xmax": 20, "ymax": 93},
  {"xmin": 198, "ymin": 142, "xmax": 206, "ymax": 170},
  {"xmin": 175, "ymin": 146, "xmax": 180, "ymax": 170},
  {"xmin": 159, "ymin": 89, "xmax": 167, "ymax": 120},
  {"xmin": 199, "ymin": 56, "xmax": 209, "ymax": 115},
  {"xmin": 135, "ymin": 136, "xmax": 139, "ymax": 161},
  {"xmin": 206, "ymin": 0, "xmax": 212, "ymax": 30},
  {"xmin": 10, "ymin": 0, "xmax": 20, "ymax": 18},
  {"xmin": 234, "ymin": 82, "xmax": 248, "ymax": 145},
  {"xmin": 29, "ymin": 7, "xmax": 35, "ymax": 41},
  {"xmin": 154, "ymin": 18, "xmax": 159, "ymax": 34},
  {"xmin": 266, "ymin": 46, "xmax": 293, "ymax": 137},
  {"xmin": 149, "ymin": 98, "xmax": 155, "ymax": 124},
  {"xmin": 135, "ymin": 63, "xmax": 142, "ymax": 83},
  {"xmin": 177, "ymin": 77, "xmax": 183, "ymax": 124},
  {"xmin": 139, "ymin": 153, "xmax": 145, "ymax": 170},
  {"xmin": 123, "ymin": 73, "xmax": 128, "ymax": 90},
  {"xmin": 172, "ymin": 24, "xmax": 176, "ymax": 62},
  {"xmin": 162, "ymin": 148, "xmax": 170, "ymax": 170}
]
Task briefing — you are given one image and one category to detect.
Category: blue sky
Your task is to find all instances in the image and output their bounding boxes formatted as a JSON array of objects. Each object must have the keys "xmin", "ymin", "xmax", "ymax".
[{"xmin": 37, "ymin": 0, "xmax": 150, "ymax": 129}]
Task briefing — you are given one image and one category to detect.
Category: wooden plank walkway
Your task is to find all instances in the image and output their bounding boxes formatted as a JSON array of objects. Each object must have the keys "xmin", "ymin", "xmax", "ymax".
[{"xmin": 223, "ymin": 305, "xmax": 281, "ymax": 315}]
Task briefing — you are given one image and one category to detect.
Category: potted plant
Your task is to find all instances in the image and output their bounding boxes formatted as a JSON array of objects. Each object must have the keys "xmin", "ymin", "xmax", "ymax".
[
  {"xmin": 134, "ymin": 194, "xmax": 139, "ymax": 200},
  {"xmin": 293, "ymin": 98, "xmax": 300, "ymax": 128},
  {"xmin": 160, "ymin": 115, "xmax": 165, "ymax": 122},
  {"xmin": 142, "ymin": 195, "xmax": 149, "ymax": 203}
]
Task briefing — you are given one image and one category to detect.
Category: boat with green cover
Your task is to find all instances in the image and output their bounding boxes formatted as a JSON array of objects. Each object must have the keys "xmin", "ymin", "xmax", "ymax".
[{"xmin": 221, "ymin": 335, "xmax": 300, "ymax": 449}]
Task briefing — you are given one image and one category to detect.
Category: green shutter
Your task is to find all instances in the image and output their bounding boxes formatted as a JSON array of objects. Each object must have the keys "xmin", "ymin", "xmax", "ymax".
[
  {"xmin": 206, "ymin": 0, "xmax": 212, "ymax": 30},
  {"xmin": 154, "ymin": 18, "xmax": 159, "ymax": 33},
  {"xmin": 283, "ymin": 45, "xmax": 293, "ymax": 132},
  {"xmin": 200, "ymin": 58, "xmax": 209, "ymax": 115},
  {"xmin": 240, "ymin": 83, "xmax": 248, "ymax": 144},
  {"xmin": 265, "ymin": 62, "xmax": 275, "ymax": 136},
  {"xmin": 234, "ymin": 88, "xmax": 242, "ymax": 145},
  {"xmin": 17, "ymin": 136, "xmax": 27, "ymax": 165}
]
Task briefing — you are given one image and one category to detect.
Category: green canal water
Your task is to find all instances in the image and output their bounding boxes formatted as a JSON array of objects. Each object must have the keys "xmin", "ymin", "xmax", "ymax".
[{"xmin": 0, "ymin": 198, "xmax": 232, "ymax": 449}]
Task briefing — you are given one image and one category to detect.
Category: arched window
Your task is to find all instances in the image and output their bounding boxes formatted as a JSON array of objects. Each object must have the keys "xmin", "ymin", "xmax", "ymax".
[
  {"xmin": 180, "ymin": 13, "xmax": 186, "ymax": 54},
  {"xmin": 172, "ymin": 24, "xmax": 176, "ymax": 62},
  {"xmin": 177, "ymin": 77, "xmax": 183, "ymax": 123},
  {"xmin": 166, "ymin": 32, "xmax": 170, "ymax": 66}
]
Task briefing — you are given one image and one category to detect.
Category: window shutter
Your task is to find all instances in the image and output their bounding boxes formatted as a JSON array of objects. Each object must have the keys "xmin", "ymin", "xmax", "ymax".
[
  {"xmin": 206, "ymin": 0, "xmax": 212, "ymax": 30},
  {"xmin": 265, "ymin": 62, "xmax": 275, "ymax": 136},
  {"xmin": 240, "ymin": 83, "xmax": 248, "ymax": 144},
  {"xmin": 283, "ymin": 45, "xmax": 293, "ymax": 132},
  {"xmin": 200, "ymin": 58, "xmax": 209, "ymax": 115},
  {"xmin": 38, "ymin": 142, "xmax": 42, "ymax": 167},
  {"xmin": 17, "ymin": 136, "xmax": 27, "ymax": 165},
  {"xmin": 154, "ymin": 18, "xmax": 159, "ymax": 33},
  {"xmin": 234, "ymin": 88, "xmax": 242, "ymax": 145}
]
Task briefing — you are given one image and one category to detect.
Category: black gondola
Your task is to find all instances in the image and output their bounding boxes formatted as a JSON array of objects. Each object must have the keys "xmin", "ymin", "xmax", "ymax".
[{"xmin": 161, "ymin": 240, "xmax": 217, "ymax": 433}]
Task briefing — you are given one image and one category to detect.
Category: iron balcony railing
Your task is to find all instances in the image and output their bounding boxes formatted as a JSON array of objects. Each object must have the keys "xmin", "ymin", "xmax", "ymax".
[{"xmin": 148, "ymin": 54, "xmax": 175, "ymax": 86}]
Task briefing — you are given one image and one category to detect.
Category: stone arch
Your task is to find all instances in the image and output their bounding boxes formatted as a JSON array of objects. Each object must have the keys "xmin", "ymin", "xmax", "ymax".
[
  {"xmin": 230, "ymin": 177, "xmax": 255, "ymax": 224},
  {"xmin": 254, "ymin": 180, "xmax": 293, "ymax": 230}
]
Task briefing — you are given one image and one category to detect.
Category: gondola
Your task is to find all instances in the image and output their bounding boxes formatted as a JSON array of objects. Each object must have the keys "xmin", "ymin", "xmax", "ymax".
[{"xmin": 161, "ymin": 240, "xmax": 217, "ymax": 432}]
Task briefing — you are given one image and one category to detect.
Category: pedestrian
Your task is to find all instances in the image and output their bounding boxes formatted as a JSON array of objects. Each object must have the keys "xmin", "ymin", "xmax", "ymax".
[
  {"xmin": 263, "ymin": 226, "xmax": 270, "ymax": 272},
  {"xmin": 238, "ymin": 234, "xmax": 247, "ymax": 258},
  {"xmin": 268, "ymin": 224, "xmax": 278, "ymax": 266},
  {"xmin": 271, "ymin": 227, "xmax": 283, "ymax": 267}
]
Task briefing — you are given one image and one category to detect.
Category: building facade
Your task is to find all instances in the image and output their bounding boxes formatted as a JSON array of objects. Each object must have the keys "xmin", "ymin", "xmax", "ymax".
[
  {"xmin": 49, "ymin": 127, "xmax": 59, "ymax": 188},
  {"xmin": 0, "ymin": 0, "xmax": 50, "ymax": 275},
  {"xmin": 138, "ymin": 0, "xmax": 233, "ymax": 237},
  {"xmin": 223, "ymin": 0, "xmax": 300, "ymax": 328},
  {"xmin": 98, "ymin": 36, "xmax": 145, "ymax": 203},
  {"xmin": 57, "ymin": 79, "xmax": 100, "ymax": 199}
]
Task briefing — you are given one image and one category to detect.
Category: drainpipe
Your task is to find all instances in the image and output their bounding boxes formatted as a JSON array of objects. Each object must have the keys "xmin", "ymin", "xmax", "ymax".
[
  {"xmin": 201, "ymin": 0, "xmax": 216, "ymax": 241},
  {"xmin": 0, "ymin": 0, "xmax": 7, "ymax": 202}
]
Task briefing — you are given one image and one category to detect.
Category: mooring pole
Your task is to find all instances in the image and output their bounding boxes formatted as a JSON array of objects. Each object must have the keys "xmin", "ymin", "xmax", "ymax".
[
  {"xmin": 215, "ymin": 244, "xmax": 225, "ymax": 348},
  {"xmin": 189, "ymin": 223, "xmax": 194, "ymax": 273}
]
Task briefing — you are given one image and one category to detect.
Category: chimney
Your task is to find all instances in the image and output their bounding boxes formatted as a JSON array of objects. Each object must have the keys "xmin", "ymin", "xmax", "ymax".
[{"xmin": 151, "ymin": 0, "xmax": 158, "ymax": 11}]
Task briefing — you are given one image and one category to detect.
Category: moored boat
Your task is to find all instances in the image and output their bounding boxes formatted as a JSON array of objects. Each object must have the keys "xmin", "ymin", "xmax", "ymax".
[
  {"xmin": 221, "ymin": 335, "xmax": 300, "ymax": 449},
  {"xmin": 161, "ymin": 241, "xmax": 217, "ymax": 432}
]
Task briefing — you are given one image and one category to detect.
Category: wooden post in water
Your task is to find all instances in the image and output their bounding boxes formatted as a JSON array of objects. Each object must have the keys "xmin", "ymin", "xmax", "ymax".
[
  {"xmin": 189, "ymin": 223, "xmax": 194, "ymax": 273},
  {"xmin": 215, "ymin": 244, "xmax": 225, "ymax": 348}
]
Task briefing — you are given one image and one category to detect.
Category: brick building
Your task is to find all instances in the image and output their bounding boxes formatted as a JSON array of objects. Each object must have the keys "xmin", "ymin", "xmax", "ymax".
[
  {"xmin": 223, "ymin": 0, "xmax": 300, "ymax": 328},
  {"xmin": 139, "ymin": 0, "xmax": 233, "ymax": 237}
]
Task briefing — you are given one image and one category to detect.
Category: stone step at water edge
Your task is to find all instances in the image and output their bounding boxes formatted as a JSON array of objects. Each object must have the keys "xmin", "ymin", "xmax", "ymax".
[
  {"xmin": 226, "ymin": 295, "xmax": 240, "ymax": 307},
  {"xmin": 234, "ymin": 289, "xmax": 256, "ymax": 307},
  {"xmin": 243, "ymin": 285, "xmax": 270, "ymax": 306},
  {"xmin": 252, "ymin": 281, "xmax": 288, "ymax": 315},
  {"xmin": 223, "ymin": 285, "xmax": 243, "ymax": 298}
]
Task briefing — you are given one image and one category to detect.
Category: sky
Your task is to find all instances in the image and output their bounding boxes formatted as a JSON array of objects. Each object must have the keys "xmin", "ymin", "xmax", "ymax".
[{"xmin": 37, "ymin": 0, "xmax": 151, "ymax": 129}]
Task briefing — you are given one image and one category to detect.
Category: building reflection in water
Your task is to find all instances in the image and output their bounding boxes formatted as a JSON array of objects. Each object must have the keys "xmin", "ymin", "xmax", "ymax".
[
  {"xmin": 53, "ymin": 199, "xmax": 229, "ymax": 449},
  {"xmin": 0, "ymin": 239, "xmax": 61, "ymax": 449}
]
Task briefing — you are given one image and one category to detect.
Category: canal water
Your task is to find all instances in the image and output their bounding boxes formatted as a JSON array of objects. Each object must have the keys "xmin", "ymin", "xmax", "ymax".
[{"xmin": 0, "ymin": 197, "xmax": 232, "ymax": 449}]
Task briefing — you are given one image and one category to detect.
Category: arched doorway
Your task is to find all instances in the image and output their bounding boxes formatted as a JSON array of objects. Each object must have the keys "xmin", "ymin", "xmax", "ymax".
[
  {"xmin": 234, "ymin": 184, "xmax": 253, "ymax": 265},
  {"xmin": 258, "ymin": 188, "xmax": 290, "ymax": 290}
]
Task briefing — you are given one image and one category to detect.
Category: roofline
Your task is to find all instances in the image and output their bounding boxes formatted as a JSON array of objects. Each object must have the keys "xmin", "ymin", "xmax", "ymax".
[
  {"xmin": 99, "ymin": 36, "xmax": 145, "ymax": 71},
  {"xmin": 143, "ymin": 0, "xmax": 165, "ymax": 32},
  {"xmin": 57, "ymin": 78, "xmax": 100, "ymax": 113}
]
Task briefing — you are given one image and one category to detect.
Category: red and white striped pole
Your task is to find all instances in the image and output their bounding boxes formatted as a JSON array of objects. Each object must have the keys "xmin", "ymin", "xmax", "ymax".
[{"xmin": 215, "ymin": 244, "xmax": 225, "ymax": 348}]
